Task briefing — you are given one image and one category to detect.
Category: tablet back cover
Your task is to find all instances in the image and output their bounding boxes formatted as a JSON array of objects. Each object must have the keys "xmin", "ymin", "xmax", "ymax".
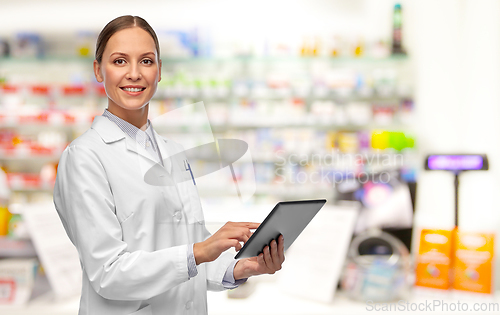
[{"xmin": 235, "ymin": 199, "xmax": 327, "ymax": 259}]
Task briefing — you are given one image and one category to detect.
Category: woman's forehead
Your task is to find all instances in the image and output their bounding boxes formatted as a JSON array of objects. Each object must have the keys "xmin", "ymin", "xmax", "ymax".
[{"xmin": 104, "ymin": 27, "xmax": 157, "ymax": 56}]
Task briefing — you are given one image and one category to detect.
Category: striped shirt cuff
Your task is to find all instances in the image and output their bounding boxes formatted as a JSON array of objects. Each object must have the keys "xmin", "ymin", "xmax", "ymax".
[
  {"xmin": 187, "ymin": 243, "xmax": 198, "ymax": 278},
  {"xmin": 222, "ymin": 259, "xmax": 248, "ymax": 289}
]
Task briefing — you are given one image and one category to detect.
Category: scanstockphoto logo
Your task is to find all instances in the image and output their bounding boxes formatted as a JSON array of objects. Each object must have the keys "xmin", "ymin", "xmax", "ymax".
[
  {"xmin": 140, "ymin": 102, "xmax": 256, "ymax": 203},
  {"xmin": 366, "ymin": 300, "xmax": 500, "ymax": 312},
  {"xmin": 274, "ymin": 149, "xmax": 404, "ymax": 186}
]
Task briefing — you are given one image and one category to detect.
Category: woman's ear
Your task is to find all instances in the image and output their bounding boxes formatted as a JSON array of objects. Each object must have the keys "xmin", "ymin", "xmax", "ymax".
[
  {"xmin": 158, "ymin": 58, "xmax": 162, "ymax": 82},
  {"xmin": 93, "ymin": 60, "xmax": 104, "ymax": 83}
]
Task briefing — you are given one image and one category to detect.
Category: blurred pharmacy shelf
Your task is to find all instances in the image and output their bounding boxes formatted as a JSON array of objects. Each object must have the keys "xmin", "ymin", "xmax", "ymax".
[
  {"xmin": 0, "ymin": 51, "xmax": 417, "ymax": 278},
  {"xmin": 0, "ymin": 237, "xmax": 36, "ymax": 258}
]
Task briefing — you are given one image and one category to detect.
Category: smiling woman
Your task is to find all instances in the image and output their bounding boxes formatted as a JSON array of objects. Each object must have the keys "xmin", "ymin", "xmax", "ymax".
[
  {"xmin": 53, "ymin": 15, "xmax": 285, "ymax": 315},
  {"xmin": 93, "ymin": 17, "xmax": 162, "ymax": 131}
]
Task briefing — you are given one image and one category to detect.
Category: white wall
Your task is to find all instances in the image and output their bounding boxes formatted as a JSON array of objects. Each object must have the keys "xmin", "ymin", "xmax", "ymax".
[
  {"xmin": 411, "ymin": 0, "xmax": 500, "ymax": 289},
  {"xmin": 412, "ymin": 0, "xmax": 500, "ymax": 231}
]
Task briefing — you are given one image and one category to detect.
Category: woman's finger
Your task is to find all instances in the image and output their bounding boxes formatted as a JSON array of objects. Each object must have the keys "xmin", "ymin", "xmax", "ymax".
[
  {"xmin": 278, "ymin": 234, "xmax": 285, "ymax": 263},
  {"xmin": 269, "ymin": 239, "xmax": 281, "ymax": 270},
  {"xmin": 262, "ymin": 245, "xmax": 273, "ymax": 271},
  {"xmin": 225, "ymin": 228, "xmax": 252, "ymax": 243},
  {"xmin": 228, "ymin": 239, "xmax": 240, "ymax": 251},
  {"xmin": 257, "ymin": 252, "xmax": 265, "ymax": 266},
  {"xmin": 231, "ymin": 222, "xmax": 260, "ymax": 229},
  {"xmin": 243, "ymin": 228, "xmax": 253, "ymax": 241},
  {"xmin": 235, "ymin": 242, "xmax": 242, "ymax": 251},
  {"xmin": 242, "ymin": 233, "xmax": 250, "ymax": 243}
]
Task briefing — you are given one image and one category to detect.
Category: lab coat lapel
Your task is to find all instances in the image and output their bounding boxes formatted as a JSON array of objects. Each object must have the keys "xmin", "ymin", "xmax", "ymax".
[
  {"xmin": 153, "ymin": 131, "xmax": 173, "ymax": 174},
  {"xmin": 125, "ymin": 136, "xmax": 159, "ymax": 165},
  {"xmin": 91, "ymin": 115, "xmax": 161, "ymax": 166}
]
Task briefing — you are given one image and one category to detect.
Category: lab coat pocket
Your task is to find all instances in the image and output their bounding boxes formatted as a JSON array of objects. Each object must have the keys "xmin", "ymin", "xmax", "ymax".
[
  {"xmin": 177, "ymin": 170, "xmax": 204, "ymax": 224},
  {"xmin": 129, "ymin": 304, "xmax": 152, "ymax": 315}
]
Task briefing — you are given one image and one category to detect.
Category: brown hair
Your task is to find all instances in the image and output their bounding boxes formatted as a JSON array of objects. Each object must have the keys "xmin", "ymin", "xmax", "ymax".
[{"xmin": 95, "ymin": 15, "xmax": 160, "ymax": 64}]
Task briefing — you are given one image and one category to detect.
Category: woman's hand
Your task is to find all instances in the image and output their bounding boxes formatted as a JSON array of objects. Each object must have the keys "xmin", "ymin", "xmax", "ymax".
[
  {"xmin": 193, "ymin": 221, "xmax": 259, "ymax": 265},
  {"xmin": 233, "ymin": 234, "xmax": 285, "ymax": 280}
]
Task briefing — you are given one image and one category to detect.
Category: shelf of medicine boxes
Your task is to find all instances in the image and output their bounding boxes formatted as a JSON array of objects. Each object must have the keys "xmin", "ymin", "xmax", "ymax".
[
  {"xmin": 0, "ymin": 117, "xmax": 415, "ymax": 195},
  {"xmin": 0, "ymin": 106, "xmax": 416, "ymax": 195},
  {"xmin": 0, "ymin": 53, "xmax": 412, "ymax": 116},
  {"xmin": 0, "ymin": 54, "xmax": 412, "ymax": 100},
  {"xmin": 0, "ymin": 55, "xmax": 413, "ymax": 193},
  {"xmin": 0, "ymin": 102, "xmax": 415, "ymax": 186}
]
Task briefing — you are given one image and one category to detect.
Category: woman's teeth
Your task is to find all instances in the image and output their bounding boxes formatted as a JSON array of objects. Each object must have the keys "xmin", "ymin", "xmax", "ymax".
[{"xmin": 122, "ymin": 87, "xmax": 144, "ymax": 92}]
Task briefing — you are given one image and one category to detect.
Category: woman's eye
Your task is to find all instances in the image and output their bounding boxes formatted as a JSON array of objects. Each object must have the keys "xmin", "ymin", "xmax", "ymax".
[
  {"xmin": 142, "ymin": 59, "xmax": 153, "ymax": 65},
  {"xmin": 114, "ymin": 59, "xmax": 126, "ymax": 65}
]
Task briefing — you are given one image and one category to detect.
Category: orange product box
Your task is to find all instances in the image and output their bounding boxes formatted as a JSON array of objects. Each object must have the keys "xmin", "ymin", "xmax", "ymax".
[
  {"xmin": 415, "ymin": 229, "xmax": 453, "ymax": 290},
  {"xmin": 62, "ymin": 84, "xmax": 86, "ymax": 96},
  {"xmin": 31, "ymin": 84, "xmax": 50, "ymax": 95},
  {"xmin": 452, "ymin": 231, "xmax": 494, "ymax": 294},
  {"xmin": 0, "ymin": 84, "xmax": 18, "ymax": 94},
  {"xmin": 0, "ymin": 206, "xmax": 11, "ymax": 236}
]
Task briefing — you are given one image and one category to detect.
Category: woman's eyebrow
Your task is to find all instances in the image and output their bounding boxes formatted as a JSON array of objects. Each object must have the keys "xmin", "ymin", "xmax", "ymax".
[{"xmin": 110, "ymin": 52, "xmax": 156, "ymax": 57}]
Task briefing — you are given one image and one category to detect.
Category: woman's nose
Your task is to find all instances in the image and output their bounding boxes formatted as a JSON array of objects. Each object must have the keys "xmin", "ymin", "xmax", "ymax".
[{"xmin": 126, "ymin": 64, "xmax": 141, "ymax": 80}]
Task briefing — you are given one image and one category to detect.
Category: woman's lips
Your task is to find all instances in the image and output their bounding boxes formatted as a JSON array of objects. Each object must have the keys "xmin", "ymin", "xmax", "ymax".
[{"xmin": 120, "ymin": 87, "xmax": 146, "ymax": 96}]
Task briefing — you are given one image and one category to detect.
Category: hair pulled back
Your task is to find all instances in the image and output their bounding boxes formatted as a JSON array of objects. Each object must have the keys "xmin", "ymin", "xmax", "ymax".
[{"xmin": 95, "ymin": 15, "xmax": 160, "ymax": 64}]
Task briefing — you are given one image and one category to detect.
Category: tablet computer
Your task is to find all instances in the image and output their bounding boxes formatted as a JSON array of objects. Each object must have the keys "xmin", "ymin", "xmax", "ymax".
[{"xmin": 235, "ymin": 199, "xmax": 327, "ymax": 259}]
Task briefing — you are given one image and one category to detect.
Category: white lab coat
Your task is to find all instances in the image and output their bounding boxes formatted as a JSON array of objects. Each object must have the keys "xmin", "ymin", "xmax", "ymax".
[{"xmin": 53, "ymin": 115, "xmax": 234, "ymax": 315}]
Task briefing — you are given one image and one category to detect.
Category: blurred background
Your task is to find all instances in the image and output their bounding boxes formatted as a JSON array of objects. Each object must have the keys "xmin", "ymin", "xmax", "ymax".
[{"xmin": 1, "ymin": 0, "xmax": 500, "ymax": 314}]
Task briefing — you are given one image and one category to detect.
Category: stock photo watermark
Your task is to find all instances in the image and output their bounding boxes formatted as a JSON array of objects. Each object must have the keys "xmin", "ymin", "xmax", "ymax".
[
  {"xmin": 366, "ymin": 300, "xmax": 500, "ymax": 312},
  {"xmin": 274, "ymin": 149, "xmax": 405, "ymax": 186}
]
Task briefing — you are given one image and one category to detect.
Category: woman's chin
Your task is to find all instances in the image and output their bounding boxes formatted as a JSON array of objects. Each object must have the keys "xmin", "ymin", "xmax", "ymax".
[{"xmin": 111, "ymin": 102, "xmax": 149, "ymax": 111}]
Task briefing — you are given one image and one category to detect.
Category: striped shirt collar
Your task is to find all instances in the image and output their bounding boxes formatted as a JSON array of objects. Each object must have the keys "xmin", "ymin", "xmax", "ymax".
[{"xmin": 102, "ymin": 109, "xmax": 156, "ymax": 150}]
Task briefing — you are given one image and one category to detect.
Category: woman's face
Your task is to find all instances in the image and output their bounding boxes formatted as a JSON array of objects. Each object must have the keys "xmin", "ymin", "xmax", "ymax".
[{"xmin": 94, "ymin": 27, "xmax": 161, "ymax": 112}]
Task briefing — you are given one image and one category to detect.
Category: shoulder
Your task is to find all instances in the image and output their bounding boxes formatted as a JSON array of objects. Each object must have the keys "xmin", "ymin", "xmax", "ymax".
[
  {"xmin": 66, "ymin": 115, "xmax": 120, "ymax": 153},
  {"xmin": 59, "ymin": 128, "xmax": 108, "ymax": 165},
  {"xmin": 69, "ymin": 128, "xmax": 103, "ymax": 148}
]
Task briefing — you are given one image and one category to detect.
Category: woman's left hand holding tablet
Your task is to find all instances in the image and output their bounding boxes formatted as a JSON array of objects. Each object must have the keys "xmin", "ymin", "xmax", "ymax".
[
  {"xmin": 233, "ymin": 234, "xmax": 285, "ymax": 280},
  {"xmin": 193, "ymin": 221, "xmax": 260, "ymax": 265}
]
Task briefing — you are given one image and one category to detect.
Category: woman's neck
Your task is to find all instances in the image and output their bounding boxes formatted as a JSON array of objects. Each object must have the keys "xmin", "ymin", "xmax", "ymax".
[{"xmin": 107, "ymin": 103, "xmax": 149, "ymax": 131}]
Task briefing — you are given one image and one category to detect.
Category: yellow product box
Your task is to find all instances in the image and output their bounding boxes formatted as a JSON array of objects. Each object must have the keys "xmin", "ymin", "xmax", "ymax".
[
  {"xmin": 452, "ymin": 231, "xmax": 494, "ymax": 294},
  {"xmin": 415, "ymin": 229, "xmax": 452, "ymax": 290}
]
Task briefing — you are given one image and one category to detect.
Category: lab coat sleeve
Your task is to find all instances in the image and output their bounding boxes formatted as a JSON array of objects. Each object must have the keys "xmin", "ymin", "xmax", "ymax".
[
  {"xmin": 53, "ymin": 145, "xmax": 190, "ymax": 301},
  {"xmin": 200, "ymin": 225, "xmax": 237, "ymax": 291}
]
